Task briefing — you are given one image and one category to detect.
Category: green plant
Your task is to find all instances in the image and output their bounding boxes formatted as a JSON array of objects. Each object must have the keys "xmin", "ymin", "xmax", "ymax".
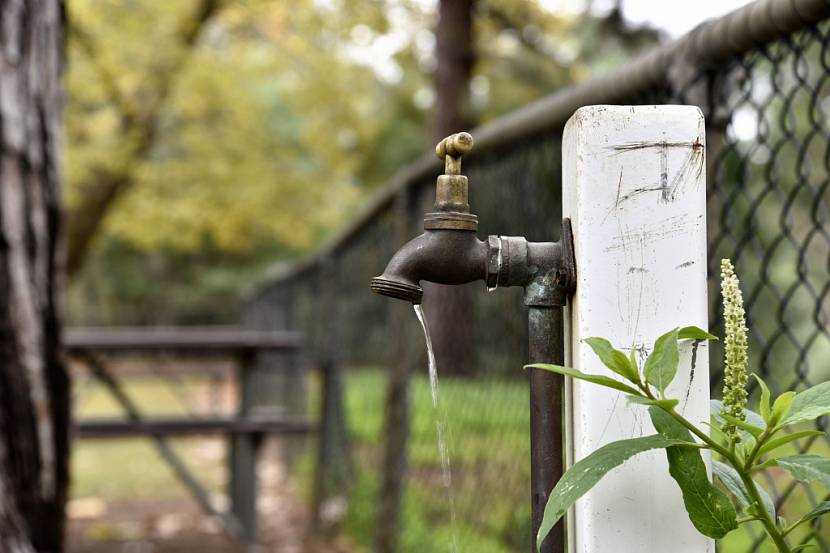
[{"xmin": 529, "ymin": 259, "xmax": 830, "ymax": 552}]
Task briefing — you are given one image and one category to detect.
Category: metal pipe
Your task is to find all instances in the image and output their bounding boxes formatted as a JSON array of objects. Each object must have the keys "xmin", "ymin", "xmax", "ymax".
[
  {"xmin": 370, "ymin": 134, "xmax": 576, "ymax": 553},
  {"xmin": 529, "ymin": 306, "xmax": 565, "ymax": 553}
]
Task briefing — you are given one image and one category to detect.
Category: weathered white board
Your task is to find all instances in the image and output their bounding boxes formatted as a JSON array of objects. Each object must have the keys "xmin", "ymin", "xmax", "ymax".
[{"xmin": 562, "ymin": 105, "xmax": 712, "ymax": 553}]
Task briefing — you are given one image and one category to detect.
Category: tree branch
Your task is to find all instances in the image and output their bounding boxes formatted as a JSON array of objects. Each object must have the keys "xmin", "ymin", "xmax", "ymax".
[{"xmin": 66, "ymin": 0, "xmax": 222, "ymax": 277}]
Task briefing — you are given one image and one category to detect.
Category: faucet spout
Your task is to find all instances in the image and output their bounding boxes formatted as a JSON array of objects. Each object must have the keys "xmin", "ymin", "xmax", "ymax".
[{"xmin": 370, "ymin": 229, "xmax": 488, "ymax": 304}]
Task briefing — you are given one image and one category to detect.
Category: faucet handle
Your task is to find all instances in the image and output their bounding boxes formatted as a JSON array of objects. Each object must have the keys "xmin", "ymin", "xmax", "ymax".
[
  {"xmin": 425, "ymin": 131, "xmax": 478, "ymax": 231},
  {"xmin": 435, "ymin": 132, "xmax": 473, "ymax": 175}
]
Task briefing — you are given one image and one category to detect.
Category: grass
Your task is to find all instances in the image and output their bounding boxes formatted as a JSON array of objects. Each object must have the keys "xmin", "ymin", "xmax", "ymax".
[
  {"xmin": 72, "ymin": 375, "xmax": 227, "ymax": 501},
  {"xmin": 338, "ymin": 369, "xmax": 532, "ymax": 553}
]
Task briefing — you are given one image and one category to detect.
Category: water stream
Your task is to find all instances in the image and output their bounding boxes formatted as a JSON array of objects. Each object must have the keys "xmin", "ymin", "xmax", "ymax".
[{"xmin": 414, "ymin": 304, "xmax": 460, "ymax": 552}]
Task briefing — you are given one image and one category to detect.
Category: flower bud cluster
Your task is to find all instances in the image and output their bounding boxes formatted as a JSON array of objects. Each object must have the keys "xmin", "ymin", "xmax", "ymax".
[{"xmin": 720, "ymin": 259, "xmax": 749, "ymax": 442}]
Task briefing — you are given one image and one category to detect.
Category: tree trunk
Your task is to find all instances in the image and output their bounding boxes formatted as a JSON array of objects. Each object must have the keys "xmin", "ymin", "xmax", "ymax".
[
  {"xmin": 427, "ymin": 0, "xmax": 476, "ymax": 376},
  {"xmin": 0, "ymin": 2, "xmax": 69, "ymax": 551}
]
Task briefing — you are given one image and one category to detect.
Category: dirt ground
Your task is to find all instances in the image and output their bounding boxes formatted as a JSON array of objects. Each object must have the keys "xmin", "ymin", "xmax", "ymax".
[
  {"xmin": 67, "ymin": 437, "xmax": 354, "ymax": 553},
  {"xmin": 66, "ymin": 462, "xmax": 354, "ymax": 553}
]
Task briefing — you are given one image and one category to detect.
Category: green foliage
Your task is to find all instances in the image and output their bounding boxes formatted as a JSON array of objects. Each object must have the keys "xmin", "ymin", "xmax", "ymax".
[
  {"xmin": 65, "ymin": 0, "xmax": 659, "ymax": 323},
  {"xmin": 643, "ymin": 328, "xmax": 680, "ymax": 394},
  {"xmin": 781, "ymin": 382, "xmax": 830, "ymax": 426},
  {"xmin": 757, "ymin": 431, "xmax": 826, "ymax": 458},
  {"xmin": 649, "ymin": 407, "xmax": 737, "ymax": 538},
  {"xmin": 773, "ymin": 455, "xmax": 830, "ymax": 488},
  {"xmin": 536, "ymin": 434, "xmax": 691, "ymax": 551},
  {"xmin": 536, "ymin": 321, "xmax": 830, "ymax": 553},
  {"xmin": 525, "ymin": 363, "xmax": 642, "ymax": 396},
  {"xmin": 583, "ymin": 337, "xmax": 639, "ymax": 382}
]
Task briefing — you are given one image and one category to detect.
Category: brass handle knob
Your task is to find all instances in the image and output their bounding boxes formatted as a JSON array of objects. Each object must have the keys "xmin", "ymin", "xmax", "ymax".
[{"xmin": 435, "ymin": 132, "xmax": 473, "ymax": 175}]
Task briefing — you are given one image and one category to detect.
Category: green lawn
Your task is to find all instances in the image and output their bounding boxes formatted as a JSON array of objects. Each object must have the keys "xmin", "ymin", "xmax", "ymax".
[{"xmin": 72, "ymin": 375, "xmax": 227, "ymax": 501}]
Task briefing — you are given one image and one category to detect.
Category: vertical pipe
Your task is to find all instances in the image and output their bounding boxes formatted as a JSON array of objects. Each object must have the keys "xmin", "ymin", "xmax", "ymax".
[
  {"xmin": 376, "ymin": 190, "xmax": 416, "ymax": 553},
  {"xmin": 529, "ymin": 306, "xmax": 565, "ymax": 553}
]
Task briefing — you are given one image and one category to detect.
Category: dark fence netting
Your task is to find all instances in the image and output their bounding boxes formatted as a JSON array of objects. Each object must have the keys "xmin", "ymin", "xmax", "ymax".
[{"xmin": 245, "ymin": 2, "xmax": 830, "ymax": 551}]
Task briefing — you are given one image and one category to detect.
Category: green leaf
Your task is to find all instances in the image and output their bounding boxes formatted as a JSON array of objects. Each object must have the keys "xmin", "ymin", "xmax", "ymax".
[
  {"xmin": 791, "ymin": 545, "xmax": 818, "ymax": 553},
  {"xmin": 711, "ymin": 400, "xmax": 767, "ymax": 440},
  {"xmin": 770, "ymin": 391, "xmax": 796, "ymax": 427},
  {"xmin": 628, "ymin": 396, "xmax": 679, "ymax": 410},
  {"xmin": 713, "ymin": 461, "xmax": 775, "ymax": 520},
  {"xmin": 757, "ymin": 430, "xmax": 826, "ymax": 457},
  {"xmin": 678, "ymin": 326, "xmax": 718, "ymax": 341},
  {"xmin": 793, "ymin": 501, "xmax": 830, "ymax": 531},
  {"xmin": 773, "ymin": 455, "xmax": 830, "ymax": 488},
  {"xmin": 537, "ymin": 435, "xmax": 692, "ymax": 550},
  {"xmin": 644, "ymin": 328, "xmax": 680, "ymax": 394},
  {"xmin": 629, "ymin": 347, "xmax": 639, "ymax": 372},
  {"xmin": 583, "ymin": 337, "xmax": 639, "ymax": 383},
  {"xmin": 648, "ymin": 408, "xmax": 738, "ymax": 538},
  {"xmin": 525, "ymin": 364, "xmax": 643, "ymax": 397},
  {"xmin": 782, "ymin": 382, "xmax": 830, "ymax": 426},
  {"xmin": 752, "ymin": 374, "xmax": 771, "ymax": 424},
  {"xmin": 720, "ymin": 413, "xmax": 765, "ymax": 439}
]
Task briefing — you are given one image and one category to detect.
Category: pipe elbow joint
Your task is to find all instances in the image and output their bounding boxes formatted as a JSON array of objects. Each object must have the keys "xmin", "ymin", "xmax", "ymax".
[{"xmin": 370, "ymin": 230, "xmax": 488, "ymax": 304}]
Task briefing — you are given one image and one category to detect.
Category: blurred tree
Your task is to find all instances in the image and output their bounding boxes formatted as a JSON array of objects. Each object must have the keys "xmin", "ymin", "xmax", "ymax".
[
  {"xmin": 65, "ymin": 0, "xmax": 659, "ymax": 325},
  {"xmin": 0, "ymin": 1, "xmax": 68, "ymax": 551},
  {"xmin": 425, "ymin": 0, "xmax": 476, "ymax": 379},
  {"xmin": 66, "ymin": 0, "xmax": 222, "ymax": 276}
]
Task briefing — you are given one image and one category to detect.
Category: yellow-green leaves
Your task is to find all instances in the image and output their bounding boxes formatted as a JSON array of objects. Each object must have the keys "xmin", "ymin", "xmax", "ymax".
[
  {"xmin": 781, "ymin": 382, "xmax": 830, "ymax": 426},
  {"xmin": 770, "ymin": 391, "xmax": 796, "ymax": 427},
  {"xmin": 753, "ymin": 374, "xmax": 772, "ymax": 423},
  {"xmin": 536, "ymin": 434, "xmax": 692, "ymax": 550},
  {"xmin": 584, "ymin": 337, "xmax": 639, "ymax": 383},
  {"xmin": 756, "ymin": 431, "xmax": 826, "ymax": 457},
  {"xmin": 773, "ymin": 455, "xmax": 830, "ymax": 489},
  {"xmin": 678, "ymin": 326, "xmax": 718, "ymax": 341},
  {"xmin": 788, "ymin": 502, "xmax": 830, "ymax": 537},
  {"xmin": 628, "ymin": 396, "xmax": 679, "ymax": 410},
  {"xmin": 644, "ymin": 328, "xmax": 680, "ymax": 394},
  {"xmin": 525, "ymin": 364, "xmax": 642, "ymax": 397},
  {"xmin": 649, "ymin": 408, "xmax": 737, "ymax": 538},
  {"xmin": 640, "ymin": 326, "xmax": 716, "ymax": 395}
]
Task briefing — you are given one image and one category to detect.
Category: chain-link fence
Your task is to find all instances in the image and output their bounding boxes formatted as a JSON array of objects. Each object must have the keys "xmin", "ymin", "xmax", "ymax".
[{"xmin": 246, "ymin": 1, "xmax": 830, "ymax": 551}]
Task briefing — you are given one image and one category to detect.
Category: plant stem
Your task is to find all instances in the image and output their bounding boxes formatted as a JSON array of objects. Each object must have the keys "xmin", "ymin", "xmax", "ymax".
[{"xmin": 737, "ymin": 471, "xmax": 792, "ymax": 553}]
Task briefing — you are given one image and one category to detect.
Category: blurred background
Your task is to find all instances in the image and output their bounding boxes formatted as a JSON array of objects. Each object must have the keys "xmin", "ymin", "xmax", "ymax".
[{"xmin": 58, "ymin": 1, "xmax": 830, "ymax": 552}]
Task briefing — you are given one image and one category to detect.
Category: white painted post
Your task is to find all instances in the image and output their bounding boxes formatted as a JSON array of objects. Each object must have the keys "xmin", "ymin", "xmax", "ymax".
[{"xmin": 562, "ymin": 105, "xmax": 711, "ymax": 553}]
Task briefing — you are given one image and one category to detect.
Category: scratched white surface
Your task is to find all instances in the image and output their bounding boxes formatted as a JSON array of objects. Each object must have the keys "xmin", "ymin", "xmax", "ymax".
[{"xmin": 562, "ymin": 105, "xmax": 712, "ymax": 553}]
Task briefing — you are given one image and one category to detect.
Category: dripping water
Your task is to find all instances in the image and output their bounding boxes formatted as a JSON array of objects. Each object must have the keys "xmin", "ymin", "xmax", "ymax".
[{"xmin": 414, "ymin": 304, "xmax": 460, "ymax": 553}]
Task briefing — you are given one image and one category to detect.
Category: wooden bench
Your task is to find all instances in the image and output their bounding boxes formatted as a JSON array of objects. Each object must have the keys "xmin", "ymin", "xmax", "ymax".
[{"xmin": 66, "ymin": 326, "xmax": 312, "ymax": 545}]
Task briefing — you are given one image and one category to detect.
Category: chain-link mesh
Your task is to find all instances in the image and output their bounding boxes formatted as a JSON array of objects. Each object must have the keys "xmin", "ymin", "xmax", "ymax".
[{"xmin": 247, "ymin": 12, "xmax": 830, "ymax": 553}]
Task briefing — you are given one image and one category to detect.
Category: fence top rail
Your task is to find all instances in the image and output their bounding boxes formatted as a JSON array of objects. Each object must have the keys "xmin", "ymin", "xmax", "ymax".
[
  {"xmin": 76, "ymin": 415, "xmax": 317, "ymax": 438},
  {"xmin": 65, "ymin": 326, "xmax": 303, "ymax": 354},
  {"xmin": 253, "ymin": 0, "xmax": 830, "ymax": 293}
]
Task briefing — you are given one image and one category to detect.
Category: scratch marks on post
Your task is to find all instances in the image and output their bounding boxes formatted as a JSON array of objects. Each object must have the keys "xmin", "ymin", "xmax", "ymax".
[
  {"xmin": 607, "ymin": 137, "xmax": 704, "ymax": 206},
  {"xmin": 604, "ymin": 214, "xmax": 691, "ymax": 253}
]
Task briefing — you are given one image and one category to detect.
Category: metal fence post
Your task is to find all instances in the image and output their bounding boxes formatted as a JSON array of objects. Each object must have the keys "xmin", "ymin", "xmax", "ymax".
[
  {"xmin": 311, "ymin": 255, "xmax": 352, "ymax": 531},
  {"xmin": 229, "ymin": 350, "xmax": 262, "ymax": 544},
  {"xmin": 562, "ymin": 105, "xmax": 711, "ymax": 552},
  {"xmin": 375, "ymin": 189, "xmax": 418, "ymax": 553}
]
